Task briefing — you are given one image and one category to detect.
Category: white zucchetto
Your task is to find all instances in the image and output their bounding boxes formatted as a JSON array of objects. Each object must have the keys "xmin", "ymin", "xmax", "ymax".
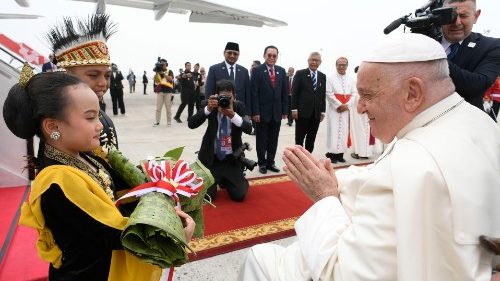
[{"xmin": 364, "ymin": 33, "xmax": 446, "ymax": 63}]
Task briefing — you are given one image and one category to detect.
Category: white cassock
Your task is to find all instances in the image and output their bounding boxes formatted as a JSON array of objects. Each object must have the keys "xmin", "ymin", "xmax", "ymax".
[
  {"xmin": 238, "ymin": 93, "xmax": 500, "ymax": 281},
  {"xmin": 325, "ymin": 73, "xmax": 356, "ymax": 154},
  {"xmin": 349, "ymin": 92, "xmax": 373, "ymax": 158}
]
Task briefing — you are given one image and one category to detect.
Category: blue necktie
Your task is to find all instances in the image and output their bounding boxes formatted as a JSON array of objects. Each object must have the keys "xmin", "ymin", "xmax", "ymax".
[
  {"xmin": 216, "ymin": 116, "xmax": 229, "ymax": 160},
  {"xmin": 447, "ymin": 43, "xmax": 460, "ymax": 60},
  {"xmin": 229, "ymin": 66, "xmax": 235, "ymax": 81},
  {"xmin": 312, "ymin": 71, "xmax": 317, "ymax": 91}
]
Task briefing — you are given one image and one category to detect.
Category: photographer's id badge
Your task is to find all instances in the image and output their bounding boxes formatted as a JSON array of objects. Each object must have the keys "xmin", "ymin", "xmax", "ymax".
[{"xmin": 220, "ymin": 136, "xmax": 232, "ymax": 153}]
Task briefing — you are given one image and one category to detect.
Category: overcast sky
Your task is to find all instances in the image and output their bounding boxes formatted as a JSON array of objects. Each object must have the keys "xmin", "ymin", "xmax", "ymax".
[{"xmin": 1, "ymin": 0, "xmax": 498, "ymax": 76}]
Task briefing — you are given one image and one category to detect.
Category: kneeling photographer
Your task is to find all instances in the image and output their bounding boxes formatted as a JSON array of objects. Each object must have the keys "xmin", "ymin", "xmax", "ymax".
[{"xmin": 188, "ymin": 79, "xmax": 253, "ymax": 202}]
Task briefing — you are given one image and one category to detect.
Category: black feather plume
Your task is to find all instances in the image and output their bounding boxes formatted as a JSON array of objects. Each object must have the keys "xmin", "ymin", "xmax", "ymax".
[{"xmin": 46, "ymin": 13, "xmax": 117, "ymax": 54}]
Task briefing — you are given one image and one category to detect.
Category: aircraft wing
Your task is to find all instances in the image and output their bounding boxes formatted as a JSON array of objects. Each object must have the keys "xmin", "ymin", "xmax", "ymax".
[
  {"xmin": 70, "ymin": 0, "xmax": 287, "ymax": 27},
  {"xmin": 0, "ymin": 13, "xmax": 42, "ymax": 19}
]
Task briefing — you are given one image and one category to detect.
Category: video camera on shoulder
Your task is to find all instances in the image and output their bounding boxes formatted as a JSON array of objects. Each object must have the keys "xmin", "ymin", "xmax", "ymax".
[{"xmin": 383, "ymin": 0, "xmax": 457, "ymax": 40}]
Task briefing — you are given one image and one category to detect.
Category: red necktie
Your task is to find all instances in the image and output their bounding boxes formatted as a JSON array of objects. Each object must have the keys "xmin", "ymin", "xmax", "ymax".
[{"xmin": 270, "ymin": 67, "xmax": 276, "ymax": 88}]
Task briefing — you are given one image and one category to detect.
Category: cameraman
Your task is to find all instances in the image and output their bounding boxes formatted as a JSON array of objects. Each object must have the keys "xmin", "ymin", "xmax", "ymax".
[
  {"xmin": 441, "ymin": 0, "xmax": 500, "ymax": 111},
  {"xmin": 188, "ymin": 79, "xmax": 253, "ymax": 202}
]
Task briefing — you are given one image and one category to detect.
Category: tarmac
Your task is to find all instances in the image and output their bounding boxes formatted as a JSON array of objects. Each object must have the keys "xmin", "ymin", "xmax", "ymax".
[{"xmin": 104, "ymin": 85, "xmax": 378, "ymax": 280}]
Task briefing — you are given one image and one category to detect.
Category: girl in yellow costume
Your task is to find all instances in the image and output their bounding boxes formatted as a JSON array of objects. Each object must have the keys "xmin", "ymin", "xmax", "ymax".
[{"xmin": 3, "ymin": 69, "xmax": 195, "ymax": 281}]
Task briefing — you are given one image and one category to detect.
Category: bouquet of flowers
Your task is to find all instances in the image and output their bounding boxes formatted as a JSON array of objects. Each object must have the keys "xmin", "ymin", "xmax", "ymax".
[{"xmin": 103, "ymin": 146, "xmax": 214, "ymax": 268}]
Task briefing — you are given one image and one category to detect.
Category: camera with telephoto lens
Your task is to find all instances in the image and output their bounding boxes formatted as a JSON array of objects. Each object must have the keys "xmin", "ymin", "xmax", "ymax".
[
  {"xmin": 217, "ymin": 95, "xmax": 231, "ymax": 109},
  {"xmin": 232, "ymin": 142, "xmax": 258, "ymax": 171},
  {"xmin": 383, "ymin": 0, "xmax": 457, "ymax": 41}
]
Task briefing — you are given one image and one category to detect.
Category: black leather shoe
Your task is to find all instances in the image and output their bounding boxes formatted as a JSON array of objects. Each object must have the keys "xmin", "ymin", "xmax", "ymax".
[
  {"xmin": 259, "ymin": 166, "xmax": 267, "ymax": 174},
  {"xmin": 325, "ymin": 153, "xmax": 337, "ymax": 163},
  {"xmin": 338, "ymin": 158, "xmax": 346, "ymax": 163},
  {"xmin": 351, "ymin": 153, "xmax": 360, "ymax": 159},
  {"xmin": 174, "ymin": 117, "xmax": 182, "ymax": 123},
  {"xmin": 267, "ymin": 165, "xmax": 280, "ymax": 173}
]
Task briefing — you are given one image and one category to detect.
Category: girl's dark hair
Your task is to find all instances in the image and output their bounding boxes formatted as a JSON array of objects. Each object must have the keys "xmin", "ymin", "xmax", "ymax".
[
  {"xmin": 3, "ymin": 72, "xmax": 83, "ymax": 140},
  {"xmin": 215, "ymin": 79, "xmax": 235, "ymax": 96}
]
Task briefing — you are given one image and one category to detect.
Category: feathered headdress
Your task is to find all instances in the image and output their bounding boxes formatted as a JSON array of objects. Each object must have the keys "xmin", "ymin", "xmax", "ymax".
[{"xmin": 46, "ymin": 13, "xmax": 117, "ymax": 68}]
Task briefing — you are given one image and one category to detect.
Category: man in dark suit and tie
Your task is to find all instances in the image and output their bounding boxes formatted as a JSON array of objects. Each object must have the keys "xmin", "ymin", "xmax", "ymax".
[
  {"xmin": 188, "ymin": 79, "xmax": 253, "ymax": 202},
  {"xmin": 41, "ymin": 54, "xmax": 57, "ymax": 72},
  {"xmin": 286, "ymin": 67, "xmax": 295, "ymax": 126},
  {"xmin": 251, "ymin": 45, "xmax": 289, "ymax": 174},
  {"xmin": 441, "ymin": 0, "xmax": 500, "ymax": 111},
  {"xmin": 291, "ymin": 52, "xmax": 326, "ymax": 153},
  {"xmin": 110, "ymin": 63, "xmax": 125, "ymax": 115},
  {"xmin": 205, "ymin": 42, "xmax": 251, "ymax": 115}
]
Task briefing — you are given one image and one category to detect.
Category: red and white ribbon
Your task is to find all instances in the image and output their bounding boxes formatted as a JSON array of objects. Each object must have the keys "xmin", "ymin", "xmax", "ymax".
[{"xmin": 115, "ymin": 159, "xmax": 204, "ymax": 207}]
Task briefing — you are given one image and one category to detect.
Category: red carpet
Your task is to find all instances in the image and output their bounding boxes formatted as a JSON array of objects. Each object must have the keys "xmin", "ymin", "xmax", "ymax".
[
  {"xmin": 0, "ymin": 185, "xmax": 48, "ymax": 281},
  {"xmin": 188, "ymin": 174, "xmax": 313, "ymax": 260}
]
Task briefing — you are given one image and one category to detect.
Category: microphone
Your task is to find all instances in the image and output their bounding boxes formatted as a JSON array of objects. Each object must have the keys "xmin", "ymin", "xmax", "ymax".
[{"xmin": 384, "ymin": 17, "xmax": 404, "ymax": 34}]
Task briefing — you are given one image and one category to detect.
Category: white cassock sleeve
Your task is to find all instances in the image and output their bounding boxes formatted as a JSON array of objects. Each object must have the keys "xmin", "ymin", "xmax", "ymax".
[
  {"xmin": 325, "ymin": 76, "xmax": 343, "ymax": 108},
  {"xmin": 294, "ymin": 197, "xmax": 350, "ymax": 280}
]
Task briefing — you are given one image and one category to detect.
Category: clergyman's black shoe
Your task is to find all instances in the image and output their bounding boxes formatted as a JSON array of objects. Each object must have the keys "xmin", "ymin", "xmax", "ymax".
[
  {"xmin": 267, "ymin": 165, "xmax": 280, "ymax": 173},
  {"xmin": 325, "ymin": 153, "xmax": 337, "ymax": 164},
  {"xmin": 174, "ymin": 117, "xmax": 182, "ymax": 123},
  {"xmin": 258, "ymin": 166, "xmax": 267, "ymax": 174}
]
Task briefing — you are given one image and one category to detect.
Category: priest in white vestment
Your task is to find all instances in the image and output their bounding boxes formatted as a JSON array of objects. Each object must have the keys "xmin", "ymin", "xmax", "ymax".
[
  {"xmin": 349, "ymin": 67, "xmax": 373, "ymax": 159},
  {"xmin": 238, "ymin": 33, "xmax": 500, "ymax": 281},
  {"xmin": 325, "ymin": 57, "xmax": 356, "ymax": 163}
]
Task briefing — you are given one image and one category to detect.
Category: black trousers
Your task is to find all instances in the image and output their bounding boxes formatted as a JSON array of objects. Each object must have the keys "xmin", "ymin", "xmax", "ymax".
[
  {"xmin": 295, "ymin": 116, "xmax": 321, "ymax": 152},
  {"xmin": 206, "ymin": 156, "xmax": 248, "ymax": 202},
  {"xmin": 287, "ymin": 95, "xmax": 294, "ymax": 124},
  {"xmin": 255, "ymin": 120, "xmax": 281, "ymax": 167},
  {"xmin": 175, "ymin": 90, "xmax": 195, "ymax": 120},
  {"xmin": 110, "ymin": 88, "xmax": 125, "ymax": 115},
  {"xmin": 143, "ymin": 83, "xmax": 147, "ymax": 94}
]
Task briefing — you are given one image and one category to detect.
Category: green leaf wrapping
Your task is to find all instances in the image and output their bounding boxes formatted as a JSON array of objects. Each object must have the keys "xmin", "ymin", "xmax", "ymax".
[
  {"xmin": 107, "ymin": 149, "xmax": 148, "ymax": 187},
  {"xmin": 121, "ymin": 192, "xmax": 191, "ymax": 268},
  {"xmin": 105, "ymin": 148, "xmax": 215, "ymax": 267}
]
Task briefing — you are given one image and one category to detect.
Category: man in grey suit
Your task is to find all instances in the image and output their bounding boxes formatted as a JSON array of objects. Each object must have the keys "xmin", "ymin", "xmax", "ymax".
[
  {"xmin": 205, "ymin": 42, "xmax": 251, "ymax": 115},
  {"xmin": 251, "ymin": 45, "xmax": 288, "ymax": 174}
]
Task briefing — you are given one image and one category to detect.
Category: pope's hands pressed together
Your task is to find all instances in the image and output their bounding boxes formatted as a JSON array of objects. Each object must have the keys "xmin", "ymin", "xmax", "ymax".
[{"xmin": 283, "ymin": 145, "xmax": 339, "ymax": 202}]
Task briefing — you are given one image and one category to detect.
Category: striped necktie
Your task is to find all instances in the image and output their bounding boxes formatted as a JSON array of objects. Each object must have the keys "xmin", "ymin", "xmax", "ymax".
[{"xmin": 312, "ymin": 71, "xmax": 317, "ymax": 91}]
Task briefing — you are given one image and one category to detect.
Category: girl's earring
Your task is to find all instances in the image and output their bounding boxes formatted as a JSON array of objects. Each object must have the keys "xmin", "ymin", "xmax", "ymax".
[{"xmin": 50, "ymin": 131, "xmax": 61, "ymax": 140}]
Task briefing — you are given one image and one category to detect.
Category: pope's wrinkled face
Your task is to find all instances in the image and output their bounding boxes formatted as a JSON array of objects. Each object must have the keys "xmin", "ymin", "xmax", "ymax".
[
  {"xmin": 356, "ymin": 63, "xmax": 405, "ymax": 144},
  {"xmin": 442, "ymin": 0, "xmax": 480, "ymax": 43}
]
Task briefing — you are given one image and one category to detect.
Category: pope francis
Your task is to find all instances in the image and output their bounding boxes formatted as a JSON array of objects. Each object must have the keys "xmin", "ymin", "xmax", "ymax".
[{"xmin": 238, "ymin": 33, "xmax": 500, "ymax": 281}]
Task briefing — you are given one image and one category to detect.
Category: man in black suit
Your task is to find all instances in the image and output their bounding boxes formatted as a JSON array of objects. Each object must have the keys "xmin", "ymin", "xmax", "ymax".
[
  {"xmin": 286, "ymin": 67, "xmax": 295, "ymax": 126},
  {"xmin": 110, "ymin": 63, "xmax": 125, "ymax": 115},
  {"xmin": 41, "ymin": 54, "xmax": 56, "ymax": 72},
  {"xmin": 205, "ymin": 42, "xmax": 251, "ymax": 114},
  {"xmin": 188, "ymin": 80, "xmax": 253, "ymax": 202},
  {"xmin": 291, "ymin": 52, "xmax": 326, "ymax": 153},
  {"xmin": 442, "ymin": 0, "xmax": 500, "ymax": 111},
  {"xmin": 174, "ymin": 62, "xmax": 195, "ymax": 122},
  {"xmin": 251, "ymin": 45, "xmax": 288, "ymax": 174}
]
